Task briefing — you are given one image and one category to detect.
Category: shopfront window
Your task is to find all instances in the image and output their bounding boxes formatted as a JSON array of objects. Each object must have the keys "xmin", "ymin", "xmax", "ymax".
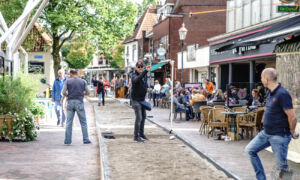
[{"xmin": 210, "ymin": 67, "xmax": 216, "ymax": 84}]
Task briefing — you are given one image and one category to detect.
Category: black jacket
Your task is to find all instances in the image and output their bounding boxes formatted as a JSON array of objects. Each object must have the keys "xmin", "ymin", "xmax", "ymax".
[
  {"xmin": 97, "ymin": 81, "xmax": 104, "ymax": 94},
  {"xmin": 131, "ymin": 70, "xmax": 148, "ymax": 101}
]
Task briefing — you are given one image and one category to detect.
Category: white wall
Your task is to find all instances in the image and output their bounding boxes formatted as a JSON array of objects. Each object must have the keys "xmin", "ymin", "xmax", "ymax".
[
  {"xmin": 124, "ymin": 41, "xmax": 138, "ymax": 68},
  {"xmin": 227, "ymin": 0, "xmax": 288, "ymax": 32},
  {"xmin": 177, "ymin": 46, "xmax": 210, "ymax": 69}
]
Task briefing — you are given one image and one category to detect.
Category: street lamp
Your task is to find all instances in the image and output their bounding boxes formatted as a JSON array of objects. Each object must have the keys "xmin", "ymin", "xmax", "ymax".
[{"xmin": 178, "ymin": 23, "xmax": 187, "ymax": 85}]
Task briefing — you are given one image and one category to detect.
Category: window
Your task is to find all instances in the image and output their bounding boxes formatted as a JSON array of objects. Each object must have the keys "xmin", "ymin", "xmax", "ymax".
[
  {"xmin": 126, "ymin": 46, "xmax": 129, "ymax": 55},
  {"xmin": 29, "ymin": 61, "xmax": 44, "ymax": 74},
  {"xmin": 149, "ymin": 39, "xmax": 153, "ymax": 54},
  {"xmin": 227, "ymin": 0, "xmax": 235, "ymax": 32},
  {"xmin": 194, "ymin": 70, "xmax": 199, "ymax": 83},
  {"xmin": 132, "ymin": 44, "xmax": 136, "ymax": 62},
  {"xmin": 243, "ymin": 0, "xmax": 251, "ymax": 28},
  {"xmin": 252, "ymin": 0, "xmax": 260, "ymax": 25},
  {"xmin": 187, "ymin": 44, "xmax": 196, "ymax": 62},
  {"xmin": 235, "ymin": 0, "xmax": 243, "ymax": 30},
  {"xmin": 261, "ymin": 0, "xmax": 271, "ymax": 22}
]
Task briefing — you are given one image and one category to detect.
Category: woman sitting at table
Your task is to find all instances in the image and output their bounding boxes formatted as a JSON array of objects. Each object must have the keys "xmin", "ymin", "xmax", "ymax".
[
  {"xmin": 247, "ymin": 89, "xmax": 263, "ymax": 111},
  {"xmin": 213, "ymin": 89, "xmax": 225, "ymax": 102}
]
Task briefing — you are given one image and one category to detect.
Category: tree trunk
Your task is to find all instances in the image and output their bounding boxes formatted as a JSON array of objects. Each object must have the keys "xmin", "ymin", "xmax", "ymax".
[{"xmin": 52, "ymin": 36, "xmax": 61, "ymax": 77}]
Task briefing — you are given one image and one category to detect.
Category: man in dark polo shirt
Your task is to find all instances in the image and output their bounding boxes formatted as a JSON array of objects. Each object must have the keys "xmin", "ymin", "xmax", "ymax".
[
  {"xmin": 245, "ymin": 68, "xmax": 298, "ymax": 180},
  {"xmin": 62, "ymin": 69, "xmax": 91, "ymax": 145}
]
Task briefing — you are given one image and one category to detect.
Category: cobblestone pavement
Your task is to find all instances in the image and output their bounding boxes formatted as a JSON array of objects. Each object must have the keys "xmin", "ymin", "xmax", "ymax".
[
  {"xmin": 0, "ymin": 101, "xmax": 100, "ymax": 180},
  {"xmin": 146, "ymin": 105, "xmax": 300, "ymax": 180}
]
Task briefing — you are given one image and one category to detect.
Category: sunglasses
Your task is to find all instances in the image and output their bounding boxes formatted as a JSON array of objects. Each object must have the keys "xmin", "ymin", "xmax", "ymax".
[{"xmin": 137, "ymin": 65, "xmax": 144, "ymax": 68}]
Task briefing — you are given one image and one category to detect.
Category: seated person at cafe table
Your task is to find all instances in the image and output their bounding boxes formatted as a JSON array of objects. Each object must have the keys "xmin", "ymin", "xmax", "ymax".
[
  {"xmin": 172, "ymin": 90, "xmax": 186, "ymax": 116},
  {"xmin": 190, "ymin": 90, "xmax": 206, "ymax": 120},
  {"xmin": 247, "ymin": 89, "xmax": 264, "ymax": 112}
]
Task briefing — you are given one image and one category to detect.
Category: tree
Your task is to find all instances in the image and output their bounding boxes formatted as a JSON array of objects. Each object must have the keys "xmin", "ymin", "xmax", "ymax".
[
  {"xmin": 111, "ymin": 43, "xmax": 125, "ymax": 68},
  {"xmin": 1, "ymin": 0, "xmax": 139, "ymax": 76},
  {"xmin": 94, "ymin": 0, "xmax": 138, "ymax": 65},
  {"xmin": 137, "ymin": 0, "xmax": 157, "ymax": 17},
  {"xmin": 66, "ymin": 40, "xmax": 94, "ymax": 69}
]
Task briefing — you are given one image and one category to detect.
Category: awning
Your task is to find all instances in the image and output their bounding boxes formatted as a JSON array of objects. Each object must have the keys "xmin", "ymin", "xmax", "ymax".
[
  {"xmin": 151, "ymin": 62, "xmax": 167, "ymax": 72},
  {"xmin": 216, "ymin": 15, "xmax": 300, "ymax": 52}
]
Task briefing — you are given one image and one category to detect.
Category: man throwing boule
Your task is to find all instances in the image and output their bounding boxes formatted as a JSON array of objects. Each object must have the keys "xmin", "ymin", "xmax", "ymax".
[{"xmin": 131, "ymin": 60, "xmax": 151, "ymax": 142}]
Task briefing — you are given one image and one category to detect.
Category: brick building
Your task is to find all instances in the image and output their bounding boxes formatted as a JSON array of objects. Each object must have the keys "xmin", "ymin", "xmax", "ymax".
[{"xmin": 151, "ymin": 0, "xmax": 227, "ymax": 84}]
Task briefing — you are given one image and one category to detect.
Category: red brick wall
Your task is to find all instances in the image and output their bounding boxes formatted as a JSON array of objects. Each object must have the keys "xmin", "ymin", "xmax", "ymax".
[{"xmin": 152, "ymin": 1, "xmax": 227, "ymax": 83}]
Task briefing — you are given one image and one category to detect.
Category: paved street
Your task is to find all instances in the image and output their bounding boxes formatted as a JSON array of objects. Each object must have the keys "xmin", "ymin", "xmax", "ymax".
[{"xmin": 0, "ymin": 101, "xmax": 100, "ymax": 180}]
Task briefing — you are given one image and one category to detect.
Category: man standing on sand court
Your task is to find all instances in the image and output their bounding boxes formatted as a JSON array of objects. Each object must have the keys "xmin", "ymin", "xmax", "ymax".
[
  {"xmin": 131, "ymin": 60, "xmax": 151, "ymax": 143},
  {"xmin": 245, "ymin": 68, "xmax": 298, "ymax": 180},
  {"xmin": 62, "ymin": 69, "xmax": 91, "ymax": 145}
]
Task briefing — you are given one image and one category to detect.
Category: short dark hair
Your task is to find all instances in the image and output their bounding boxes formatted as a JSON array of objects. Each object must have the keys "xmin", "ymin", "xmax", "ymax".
[
  {"xmin": 70, "ymin": 69, "xmax": 78, "ymax": 75},
  {"xmin": 135, "ymin": 60, "xmax": 143, "ymax": 67}
]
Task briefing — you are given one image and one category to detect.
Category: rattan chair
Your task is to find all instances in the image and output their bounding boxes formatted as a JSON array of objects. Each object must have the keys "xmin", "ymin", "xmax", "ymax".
[
  {"xmin": 207, "ymin": 108, "xmax": 230, "ymax": 138},
  {"xmin": 237, "ymin": 108, "xmax": 264, "ymax": 139},
  {"xmin": 199, "ymin": 106, "xmax": 213, "ymax": 135}
]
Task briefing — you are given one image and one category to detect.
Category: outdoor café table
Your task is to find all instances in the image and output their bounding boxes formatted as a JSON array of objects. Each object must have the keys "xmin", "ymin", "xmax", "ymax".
[{"xmin": 221, "ymin": 111, "xmax": 247, "ymax": 140}]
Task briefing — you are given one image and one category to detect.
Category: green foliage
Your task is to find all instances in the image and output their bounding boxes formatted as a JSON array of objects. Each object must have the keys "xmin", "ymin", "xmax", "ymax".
[
  {"xmin": 94, "ymin": 0, "xmax": 138, "ymax": 62},
  {"xmin": 0, "ymin": 0, "xmax": 27, "ymax": 26},
  {"xmin": 0, "ymin": 76, "xmax": 33, "ymax": 114},
  {"xmin": 111, "ymin": 43, "xmax": 125, "ymax": 68},
  {"xmin": 137, "ymin": 0, "xmax": 157, "ymax": 17},
  {"xmin": 29, "ymin": 102, "xmax": 45, "ymax": 118},
  {"xmin": 65, "ymin": 41, "xmax": 94, "ymax": 69},
  {"xmin": 0, "ymin": 74, "xmax": 41, "ymax": 141}
]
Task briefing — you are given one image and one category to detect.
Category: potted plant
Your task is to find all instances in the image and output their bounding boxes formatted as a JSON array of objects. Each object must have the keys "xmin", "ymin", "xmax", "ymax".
[{"xmin": 0, "ymin": 75, "xmax": 40, "ymax": 141}]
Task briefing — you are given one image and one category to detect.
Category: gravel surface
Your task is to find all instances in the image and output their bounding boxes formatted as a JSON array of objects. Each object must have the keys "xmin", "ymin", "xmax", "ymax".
[{"xmin": 96, "ymin": 100, "xmax": 233, "ymax": 180}]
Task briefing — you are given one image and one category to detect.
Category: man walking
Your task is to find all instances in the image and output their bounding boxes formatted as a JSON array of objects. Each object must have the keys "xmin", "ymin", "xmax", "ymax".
[
  {"xmin": 52, "ymin": 69, "xmax": 66, "ymax": 126},
  {"xmin": 131, "ymin": 60, "xmax": 151, "ymax": 142},
  {"xmin": 245, "ymin": 68, "xmax": 298, "ymax": 180},
  {"xmin": 62, "ymin": 70, "xmax": 91, "ymax": 145}
]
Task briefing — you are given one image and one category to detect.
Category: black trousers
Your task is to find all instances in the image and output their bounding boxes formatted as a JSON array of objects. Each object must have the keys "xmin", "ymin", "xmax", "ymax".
[{"xmin": 132, "ymin": 100, "xmax": 146, "ymax": 138}]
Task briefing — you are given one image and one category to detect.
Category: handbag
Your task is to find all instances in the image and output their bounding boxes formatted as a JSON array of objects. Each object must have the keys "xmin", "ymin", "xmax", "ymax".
[{"xmin": 139, "ymin": 101, "xmax": 152, "ymax": 111}]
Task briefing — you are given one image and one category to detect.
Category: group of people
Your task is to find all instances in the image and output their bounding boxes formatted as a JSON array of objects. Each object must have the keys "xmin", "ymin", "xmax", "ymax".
[
  {"xmin": 52, "ymin": 63, "xmax": 298, "ymax": 180},
  {"xmin": 91, "ymin": 76, "xmax": 111, "ymax": 106}
]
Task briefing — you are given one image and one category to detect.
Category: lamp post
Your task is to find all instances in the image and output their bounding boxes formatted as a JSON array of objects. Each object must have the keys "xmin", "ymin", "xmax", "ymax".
[{"xmin": 178, "ymin": 23, "xmax": 187, "ymax": 85}]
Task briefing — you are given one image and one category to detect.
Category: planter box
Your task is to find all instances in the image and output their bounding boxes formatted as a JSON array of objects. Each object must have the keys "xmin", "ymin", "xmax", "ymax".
[{"xmin": 0, "ymin": 115, "xmax": 13, "ymax": 137}]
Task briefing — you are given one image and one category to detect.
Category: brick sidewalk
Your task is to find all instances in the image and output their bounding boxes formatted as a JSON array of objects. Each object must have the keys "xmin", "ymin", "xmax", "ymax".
[
  {"xmin": 147, "ymin": 106, "xmax": 300, "ymax": 180},
  {"xmin": 0, "ymin": 101, "xmax": 100, "ymax": 180}
]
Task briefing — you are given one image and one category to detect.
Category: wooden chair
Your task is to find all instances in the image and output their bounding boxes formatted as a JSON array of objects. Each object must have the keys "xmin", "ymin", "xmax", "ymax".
[
  {"xmin": 237, "ymin": 108, "xmax": 264, "ymax": 139},
  {"xmin": 199, "ymin": 106, "xmax": 213, "ymax": 135},
  {"xmin": 207, "ymin": 108, "xmax": 230, "ymax": 138}
]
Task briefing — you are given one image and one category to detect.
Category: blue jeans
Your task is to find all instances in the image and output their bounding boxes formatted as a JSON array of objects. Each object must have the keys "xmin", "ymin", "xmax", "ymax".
[
  {"xmin": 55, "ymin": 101, "xmax": 65, "ymax": 124},
  {"xmin": 98, "ymin": 91, "xmax": 105, "ymax": 105},
  {"xmin": 65, "ymin": 100, "xmax": 90, "ymax": 144},
  {"xmin": 245, "ymin": 130, "xmax": 292, "ymax": 180}
]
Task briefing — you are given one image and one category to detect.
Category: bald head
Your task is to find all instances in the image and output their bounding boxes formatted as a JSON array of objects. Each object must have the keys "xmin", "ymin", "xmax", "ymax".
[{"xmin": 262, "ymin": 68, "xmax": 277, "ymax": 83}]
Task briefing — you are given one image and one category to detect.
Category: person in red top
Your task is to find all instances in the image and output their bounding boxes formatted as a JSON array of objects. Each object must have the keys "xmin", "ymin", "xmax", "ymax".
[
  {"xmin": 205, "ymin": 79, "xmax": 214, "ymax": 99},
  {"xmin": 96, "ymin": 77, "xmax": 111, "ymax": 106}
]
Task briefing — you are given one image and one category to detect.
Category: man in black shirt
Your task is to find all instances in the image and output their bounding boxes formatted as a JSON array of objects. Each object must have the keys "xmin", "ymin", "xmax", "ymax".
[
  {"xmin": 245, "ymin": 68, "xmax": 298, "ymax": 180},
  {"xmin": 131, "ymin": 60, "xmax": 150, "ymax": 142}
]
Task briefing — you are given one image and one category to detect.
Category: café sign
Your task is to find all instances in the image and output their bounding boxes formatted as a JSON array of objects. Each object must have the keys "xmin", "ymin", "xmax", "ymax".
[{"xmin": 233, "ymin": 45, "xmax": 258, "ymax": 55}]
